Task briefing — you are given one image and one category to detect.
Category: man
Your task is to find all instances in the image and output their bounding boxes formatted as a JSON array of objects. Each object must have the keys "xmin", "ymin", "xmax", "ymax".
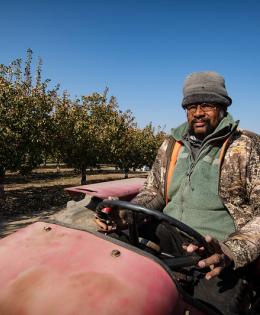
[{"xmin": 96, "ymin": 72, "xmax": 260, "ymax": 314}]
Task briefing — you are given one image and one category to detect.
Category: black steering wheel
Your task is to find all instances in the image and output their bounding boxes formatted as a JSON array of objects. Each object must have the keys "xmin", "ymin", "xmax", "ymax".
[{"xmin": 97, "ymin": 199, "xmax": 214, "ymax": 268}]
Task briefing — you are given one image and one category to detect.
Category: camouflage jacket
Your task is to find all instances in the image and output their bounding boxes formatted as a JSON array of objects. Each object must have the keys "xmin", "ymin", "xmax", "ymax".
[{"xmin": 132, "ymin": 129, "xmax": 260, "ymax": 269}]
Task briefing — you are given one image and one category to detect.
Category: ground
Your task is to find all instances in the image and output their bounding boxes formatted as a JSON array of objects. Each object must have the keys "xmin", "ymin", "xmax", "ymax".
[{"xmin": 0, "ymin": 167, "xmax": 146, "ymax": 238}]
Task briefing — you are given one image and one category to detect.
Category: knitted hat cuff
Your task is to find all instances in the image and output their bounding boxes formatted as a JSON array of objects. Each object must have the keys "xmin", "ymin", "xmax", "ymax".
[{"xmin": 182, "ymin": 92, "xmax": 232, "ymax": 108}]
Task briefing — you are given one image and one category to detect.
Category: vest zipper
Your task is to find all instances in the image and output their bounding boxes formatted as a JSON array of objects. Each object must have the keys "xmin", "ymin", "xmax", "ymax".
[
  {"xmin": 181, "ymin": 141, "xmax": 195, "ymax": 183},
  {"xmin": 183, "ymin": 130, "xmax": 233, "ymax": 180}
]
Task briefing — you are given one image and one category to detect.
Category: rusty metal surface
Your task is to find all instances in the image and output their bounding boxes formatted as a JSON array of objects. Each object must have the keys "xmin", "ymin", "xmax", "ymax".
[
  {"xmin": 0, "ymin": 221, "xmax": 180, "ymax": 315},
  {"xmin": 65, "ymin": 177, "xmax": 146, "ymax": 199}
]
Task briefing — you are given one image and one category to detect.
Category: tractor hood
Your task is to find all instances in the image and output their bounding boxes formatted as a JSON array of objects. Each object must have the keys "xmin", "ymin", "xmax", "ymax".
[{"xmin": 0, "ymin": 222, "xmax": 181, "ymax": 315}]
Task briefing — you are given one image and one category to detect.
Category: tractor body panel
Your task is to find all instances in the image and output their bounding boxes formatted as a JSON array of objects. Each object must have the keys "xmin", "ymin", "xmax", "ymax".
[
  {"xmin": 0, "ymin": 221, "xmax": 202, "ymax": 315},
  {"xmin": 65, "ymin": 177, "xmax": 145, "ymax": 200}
]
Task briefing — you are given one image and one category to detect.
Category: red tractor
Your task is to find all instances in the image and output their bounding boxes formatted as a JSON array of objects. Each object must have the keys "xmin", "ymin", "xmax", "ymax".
[{"xmin": 0, "ymin": 179, "xmax": 259, "ymax": 315}]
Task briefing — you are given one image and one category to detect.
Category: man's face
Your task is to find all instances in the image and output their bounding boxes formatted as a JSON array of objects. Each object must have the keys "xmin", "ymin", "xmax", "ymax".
[{"xmin": 186, "ymin": 103, "xmax": 225, "ymax": 140}]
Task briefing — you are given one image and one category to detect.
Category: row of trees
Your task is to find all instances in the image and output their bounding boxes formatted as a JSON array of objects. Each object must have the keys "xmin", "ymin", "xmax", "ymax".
[{"xmin": 0, "ymin": 49, "xmax": 166, "ymax": 193}]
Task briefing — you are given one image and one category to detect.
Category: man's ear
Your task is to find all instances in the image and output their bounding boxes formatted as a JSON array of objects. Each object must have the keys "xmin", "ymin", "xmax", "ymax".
[
  {"xmin": 224, "ymin": 108, "xmax": 228, "ymax": 117},
  {"xmin": 218, "ymin": 107, "xmax": 227, "ymax": 121}
]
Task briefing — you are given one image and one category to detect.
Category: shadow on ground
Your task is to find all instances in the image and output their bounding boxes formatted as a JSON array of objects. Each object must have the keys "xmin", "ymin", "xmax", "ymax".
[
  {"xmin": 0, "ymin": 173, "xmax": 146, "ymax": 238},
  {"xmin": 1, "ymin": 178, "xmax": 122, "ymax": 216},
  {"xmin": 0, "ymin": 183, "xmax": 74, "ymax": 237}
]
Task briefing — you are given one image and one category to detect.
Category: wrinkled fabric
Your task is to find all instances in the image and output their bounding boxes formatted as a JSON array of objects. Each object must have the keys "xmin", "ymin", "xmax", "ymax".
[{"xmin": 132, "ymin": 129, "xmax": 260, "ymax": 269}]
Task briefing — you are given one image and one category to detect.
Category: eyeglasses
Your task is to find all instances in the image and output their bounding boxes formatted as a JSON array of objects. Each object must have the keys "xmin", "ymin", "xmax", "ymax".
[{"xmin": 185, "ymin": 103, "xmax": 218, "ymax": 114}]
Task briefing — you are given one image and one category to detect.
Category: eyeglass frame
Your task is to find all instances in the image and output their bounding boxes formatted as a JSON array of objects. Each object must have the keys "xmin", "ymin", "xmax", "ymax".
[{"xmin": 185, "ymin": 103, "xmax": 220, "ymax": 114}]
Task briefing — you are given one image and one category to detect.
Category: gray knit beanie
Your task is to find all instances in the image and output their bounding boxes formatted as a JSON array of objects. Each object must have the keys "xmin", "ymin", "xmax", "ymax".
[{"xmin": 182, "ymin": 72, "xmax": 232, "ymax": 108}]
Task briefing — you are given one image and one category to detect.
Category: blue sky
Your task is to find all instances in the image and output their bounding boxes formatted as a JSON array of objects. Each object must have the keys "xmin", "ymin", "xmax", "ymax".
[{"xmin": 1, "ymin": 0, "xmax": 259, "ymax": 133}]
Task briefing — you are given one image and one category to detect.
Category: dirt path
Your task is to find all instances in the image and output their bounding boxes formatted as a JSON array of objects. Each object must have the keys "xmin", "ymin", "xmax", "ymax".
[
  {"xmin": 0, "ymin": 169, "xmax": 146, "ymax": 238},
  {"xmin": 0, "ymin": 198, "xmax": 96, "ymax": 238}
]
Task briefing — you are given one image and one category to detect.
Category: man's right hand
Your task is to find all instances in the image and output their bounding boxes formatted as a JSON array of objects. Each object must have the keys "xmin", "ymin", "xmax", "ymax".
[{"xmin": 183, "ymin": 235, "xmax": 234, "ymax": 280}]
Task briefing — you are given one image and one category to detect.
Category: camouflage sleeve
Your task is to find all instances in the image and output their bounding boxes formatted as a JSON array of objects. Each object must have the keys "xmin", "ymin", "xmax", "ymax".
[
  {"xmin": 131, "ymin": 137, "xmax": 174, "ymax": 211},
  {"xmin": 222, "ymin": 131, "xmax": 260, "ymax": 269}
]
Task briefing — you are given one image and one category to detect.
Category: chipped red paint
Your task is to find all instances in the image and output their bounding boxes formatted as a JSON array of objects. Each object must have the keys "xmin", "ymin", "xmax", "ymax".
[{"xmin": 65, "ymin": 177, "xmax": 145, "ymax": 200}]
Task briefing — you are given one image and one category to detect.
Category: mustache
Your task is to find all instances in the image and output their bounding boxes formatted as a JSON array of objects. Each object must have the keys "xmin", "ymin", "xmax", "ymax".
[{"xmin": 190, "ymin": 118, "xmax": 209, "ymax": 126}]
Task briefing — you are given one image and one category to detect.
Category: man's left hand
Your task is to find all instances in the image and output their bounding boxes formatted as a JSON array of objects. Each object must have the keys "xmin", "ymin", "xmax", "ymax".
[{"xmin": 183, "ymin": 235, "xmax": 234, "ymax": 280}]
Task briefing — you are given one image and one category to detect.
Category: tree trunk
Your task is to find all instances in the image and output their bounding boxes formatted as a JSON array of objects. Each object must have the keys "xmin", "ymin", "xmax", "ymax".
[
  {"xmin": 124, "ymin": 168, "xmax": 129, "ymax": 179},
  {"xmin": 0, "ymin": 166, "xmax": 5, "ymax": 200},
  {"xmin": 81, "ymin": 164, "xmax": 87, "ymax": 185},
  {"xmin": 56, "ymin": 159, "xmax": 60, "ymax": 173}
]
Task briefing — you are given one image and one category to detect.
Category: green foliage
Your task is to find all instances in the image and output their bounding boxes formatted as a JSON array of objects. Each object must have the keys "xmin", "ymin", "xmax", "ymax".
[
  {"xmin": 0, "ymin": 50, "xmax": 166, "ymax": 179},
  {"xmin": 0, "ymin": 49, "xmax": 56, "ymax": 174},
  {"xmin": 110, "ymin": 122, "xmax": 165, "ymax": 172}
]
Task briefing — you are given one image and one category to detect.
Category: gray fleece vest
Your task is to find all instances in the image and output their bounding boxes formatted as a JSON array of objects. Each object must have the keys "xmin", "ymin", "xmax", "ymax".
[{"xmin": 164, "ymin": 114, "xmax": 237, "ymax": 240}]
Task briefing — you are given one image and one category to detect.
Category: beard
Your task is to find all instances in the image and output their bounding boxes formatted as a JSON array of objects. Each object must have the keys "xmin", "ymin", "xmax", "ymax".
[
  {"xmin": 188, "ymin": 109, "xmax": 226, "ymax": 140},
  {"xmin": 189, "ymin": 118, "xmax": 216, "ymax": 140}
]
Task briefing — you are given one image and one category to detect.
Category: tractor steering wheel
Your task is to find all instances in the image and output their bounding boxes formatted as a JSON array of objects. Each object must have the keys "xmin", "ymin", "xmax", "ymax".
[{"xmin": 97, "ymin": 199, "xmax": 214, "ymax": 268}]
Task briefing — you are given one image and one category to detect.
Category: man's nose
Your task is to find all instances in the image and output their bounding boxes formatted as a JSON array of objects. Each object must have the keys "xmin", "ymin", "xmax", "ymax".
[{"xmin": 193, "ymin": 105, "xmax": 205, "ymax": 116}]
